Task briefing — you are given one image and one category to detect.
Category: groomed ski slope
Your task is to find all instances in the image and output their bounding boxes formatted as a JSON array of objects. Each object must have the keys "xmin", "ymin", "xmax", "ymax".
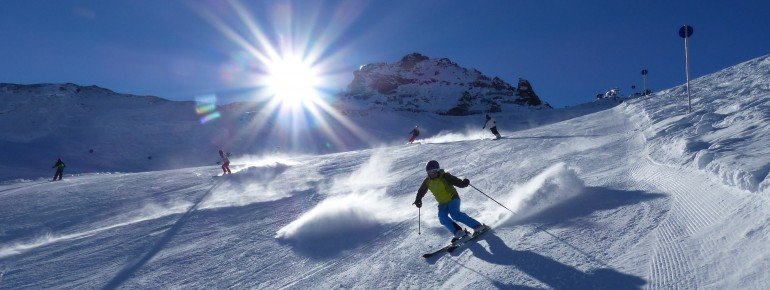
[
  {"xmin": 0, "ymin": 103, "xmax": 765, "ymax": 289},
  {"xmin": 1, "ymin": 55, "xmax": 769, "ymax": 289}
]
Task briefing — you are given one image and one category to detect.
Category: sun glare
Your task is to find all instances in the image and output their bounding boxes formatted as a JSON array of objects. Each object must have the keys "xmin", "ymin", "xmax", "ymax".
[
  {"xmin": 265, "ymin": 56, "xmax": 320, "ymax": 106},
  {"xmin": 193, "ymin": 0, "xmax": 377, "ymax": 152}
]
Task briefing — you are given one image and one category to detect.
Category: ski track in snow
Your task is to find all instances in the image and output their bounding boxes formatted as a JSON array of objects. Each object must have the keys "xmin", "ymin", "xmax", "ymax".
[{"xmin": 632, "ymin": 156, "xmax": 742, "ymax": 289}]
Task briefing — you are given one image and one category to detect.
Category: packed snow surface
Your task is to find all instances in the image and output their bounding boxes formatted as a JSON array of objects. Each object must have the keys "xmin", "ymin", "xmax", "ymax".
[{"xmin": 1, "ymin": 55, "xmax": 769, "ymax": 289}]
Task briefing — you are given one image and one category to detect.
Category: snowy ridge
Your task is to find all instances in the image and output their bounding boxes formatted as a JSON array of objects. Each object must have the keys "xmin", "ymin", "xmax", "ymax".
[
  {"xmin": 0, "ymin": 83, "xmax": 378, "ymax": 180},
  {"xmin": 623, "ymin": 54, "xmax": 770, "ymax": 194}
]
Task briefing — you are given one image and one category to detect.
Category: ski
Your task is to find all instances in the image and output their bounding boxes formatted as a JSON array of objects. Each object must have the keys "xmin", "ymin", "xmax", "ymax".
[
  {"xmin": 422, "ymin": 232, "xmax": 472, "ymax": 258},
  {"xmin": 447, "ymin": 225, "xmax": 490, "ymax": 253},
  {"xmin": 422, "ymin": 226, "xmax": 491, "ymax": 258},
  {"xmin": 422, "ymin": 240, "xmax": 461, "ymax": 258}
]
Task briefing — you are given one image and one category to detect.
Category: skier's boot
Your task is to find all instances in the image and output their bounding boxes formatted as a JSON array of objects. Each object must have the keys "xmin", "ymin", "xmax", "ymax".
[
  {"xmin": 451, "ymin": 229, "xmax": 469, "ymax": 243},
  {"xmin": 473, "ymin": 224, "xmax": 490, "ymax": 236}
]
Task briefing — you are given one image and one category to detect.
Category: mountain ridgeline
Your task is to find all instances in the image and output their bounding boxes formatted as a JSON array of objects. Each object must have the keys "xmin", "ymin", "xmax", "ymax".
[
  {"xmin": 0, "ymin": 54, "xmax": 552, "ymax": 180},
  {"xmin": 338, "ymin": 53, "xmax": 549, "ymax": 115}
]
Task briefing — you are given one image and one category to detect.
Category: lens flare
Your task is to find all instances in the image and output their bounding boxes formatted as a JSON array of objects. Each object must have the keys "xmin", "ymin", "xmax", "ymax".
[
  {"xmin": 265, "ymin": 55, "xmax": 321, "ymax": 107},
  {"xmin": 196, "ymin": 95, "xmax": 220, "ymax": 124},
  {"xmin": 200, "ymin": 111, "xmax": 222, "ymax": 124},
  {"xmin": 190, "ymin": 0, "xmax": 377, "ymax": 152}
]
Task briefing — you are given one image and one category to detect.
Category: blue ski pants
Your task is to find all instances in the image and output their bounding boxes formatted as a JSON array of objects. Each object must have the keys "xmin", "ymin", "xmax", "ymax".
[{"xmin": 437, "ymin": 198, "xmax": 481, "ymax": 233}]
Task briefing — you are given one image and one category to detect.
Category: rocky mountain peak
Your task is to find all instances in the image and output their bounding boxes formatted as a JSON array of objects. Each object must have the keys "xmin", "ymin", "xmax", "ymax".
[{"xmin": 339, "ymin": 53, "xmax": 547, "ymax": 115}]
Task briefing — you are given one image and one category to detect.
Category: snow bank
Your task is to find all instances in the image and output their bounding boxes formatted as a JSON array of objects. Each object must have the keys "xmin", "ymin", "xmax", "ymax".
[
  {"xmin": 624, "ymin": 54, "xmax": 770, "ymax": 194},
  {"xmin": 492, "ymin": 163, "xmax": 585, "ymax": 225}
]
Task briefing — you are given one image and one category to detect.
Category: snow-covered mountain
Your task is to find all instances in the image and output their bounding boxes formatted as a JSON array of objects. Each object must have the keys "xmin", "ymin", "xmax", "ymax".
[
  {"xmin": 0, "ymin": 83, "xmax": 255, "ymax": 179},
  {"xmin": 338, "ymin": 53, "xmax": 549, "ymax": 115},
  {"xmin": 0, "ymin": 83, "xmax": 383, "ymax": 180},
  {"xmin": 0, "ymin": 62, "xmax": 558, "ymax": 181},
  {"xmin": 1, "ymin": 54, "xmax": 769, "ymax": 289}
]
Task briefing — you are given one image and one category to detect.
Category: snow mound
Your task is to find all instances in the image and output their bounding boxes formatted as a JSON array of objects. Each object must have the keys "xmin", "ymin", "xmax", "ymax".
[{"xmin": 495, "ymin": 163, "xmax": 585, "ymax": 225}]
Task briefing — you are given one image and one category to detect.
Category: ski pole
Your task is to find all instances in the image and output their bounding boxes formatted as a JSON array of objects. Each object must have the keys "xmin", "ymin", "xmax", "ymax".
[
  {"xmin": 418, "ymin": 207, "xmax": 421, "ymax": 235},
  {"xmin": 469, "ymin": 184, "xmax": 518, "ymax": 215}
]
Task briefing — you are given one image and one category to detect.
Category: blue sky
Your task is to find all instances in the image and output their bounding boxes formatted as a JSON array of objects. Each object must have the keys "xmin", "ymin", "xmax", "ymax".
[{"xmin": 1, "ymin": 0, "xmax": 768, "ymax": 107}]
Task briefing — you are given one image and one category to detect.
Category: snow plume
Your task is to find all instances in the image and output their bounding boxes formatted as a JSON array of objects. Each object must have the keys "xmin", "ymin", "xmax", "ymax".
[
  {"xmin": 201, "ymin": 162, "xmax": 294, "ymax": 209},
  {"xmin": 275, "ymin": 151, "xmax": 404, "ymax": 256},
  {"xmin": 421, "ymin": 128, "xmax": 487, "ymax": 144},
  {"xmin": 328, "ymin": 149, "xmax": 395, "ymax": 195},
  {"xmin": 491, "ymin": 163, "xmax": 585, "ymax": 226},
  {"xmin": 231, "ymin": 154, "xmax": 301, "ymax": 169},
  {"xmin": 0, "ymin": 201, "xmax": 191, "ymax": 258},
  {"xmin": 274, "ymin": 190, "xmax": 391, "ymax": 246}
]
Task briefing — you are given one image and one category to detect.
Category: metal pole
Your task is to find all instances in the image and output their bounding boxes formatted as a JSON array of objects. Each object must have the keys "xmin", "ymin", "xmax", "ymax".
[
  {"xmin": 685, "ymin": 35, "xmax": 692, "ymax": 113},
  {"xmin": 469, "ymin": 184, "xmax": 518, "ymax": 215},
  {"xmin": 418, "ymin": 207, "xmax": 421, "ymax": 235}
]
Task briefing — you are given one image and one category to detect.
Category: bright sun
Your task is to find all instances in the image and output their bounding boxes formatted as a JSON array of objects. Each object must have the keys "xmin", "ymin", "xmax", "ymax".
[{"xmin": 265, "ymin": 55, "xmax": 321, "ymax": 106}]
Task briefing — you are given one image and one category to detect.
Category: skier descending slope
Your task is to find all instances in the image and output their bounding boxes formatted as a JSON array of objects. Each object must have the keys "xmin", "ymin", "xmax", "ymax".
[
  {"xmin": 483, "ymin": 114, "xmax": 502, "ymax": 139},
  {"xmin": 408, "ymin": 125, "xmax": 420, "ymax": 144},
  {"xmin": 218, "ymin": 150, "xmax": 231, "ymax": 174},
  {"xmin": 413, "ymin": 160, "xmax": 490, "ymax": 245},
  {"xmin": 51, "ymin": 158, "xmax": 65, "ymax": 181}
]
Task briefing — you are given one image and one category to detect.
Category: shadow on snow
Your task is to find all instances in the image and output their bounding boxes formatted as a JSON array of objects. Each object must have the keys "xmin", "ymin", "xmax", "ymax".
[
  {"xmin": 471, "ymin": 232, "xmax": 646, "ymax": 289},
  {"xmin": 428, "ymin": 187, "xmax": 662, "ymax": 288}
]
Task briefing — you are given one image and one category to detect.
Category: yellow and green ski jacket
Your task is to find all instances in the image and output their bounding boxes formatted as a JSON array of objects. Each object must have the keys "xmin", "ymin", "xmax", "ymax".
[{"xmin": 415, "ymin": 170, "xmax": 467, "ymax": 205}]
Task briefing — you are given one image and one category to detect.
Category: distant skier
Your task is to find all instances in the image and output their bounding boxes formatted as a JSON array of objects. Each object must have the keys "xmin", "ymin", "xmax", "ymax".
[
  {"xmin": 408, "ymin": 125, "xmax": 420, "ymax": 144},
  {"xmin": 52, "ymin": 158, "xmax": 65, "ymax": 181},
  {"xmin": 413, "ymin": 160, "xmax": 489, "ymax": 243},
  {"xmin": 483, "ymin": 114, "xmax": 502, "ymax": 139},
  {"xmin": 218, "ymin": 150, "xmax": 231, "ymax": 174}
]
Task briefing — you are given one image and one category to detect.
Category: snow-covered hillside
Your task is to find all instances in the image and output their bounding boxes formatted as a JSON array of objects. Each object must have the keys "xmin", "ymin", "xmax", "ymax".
[
  {"xmin": 339, "ymin": 53, "xmax": 548, "ymax": 115},
  {"xmin": 625, "ymin": 54, "xmax": 770, "ymax": 194},
  {"xmin": 1, "ymin": 59, "xmax": 554, "ymax": 182},
  {"xmin": 1, "ymin": 55, "xmax": 769, "ymax": 289},
  {"xmin": 0, "ymin": 83, "xmax": 376, "ymax": 180}
]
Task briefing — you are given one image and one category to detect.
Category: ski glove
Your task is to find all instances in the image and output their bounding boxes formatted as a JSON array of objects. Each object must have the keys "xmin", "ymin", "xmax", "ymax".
[
  {"xmin": 460, "ymin": 178, "xmax": 470, "ymax": 188},
  {"xmin": 413, "ymin": 199, "xmax": 422, "ymax": 208}
]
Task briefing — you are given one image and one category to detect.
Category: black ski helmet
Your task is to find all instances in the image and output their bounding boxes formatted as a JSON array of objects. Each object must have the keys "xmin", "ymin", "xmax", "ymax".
[
  {"xmin": 485, "ymin": 114, "xmax": 491, "ymax": 119},
  {"xmin": 425, "ymin": 160, "xmax": 440, "ymax": 172}
]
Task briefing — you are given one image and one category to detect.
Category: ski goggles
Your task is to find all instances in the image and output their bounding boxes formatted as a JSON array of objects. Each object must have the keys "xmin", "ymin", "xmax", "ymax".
[{"xmin": 427, "ymin": 169, "xmax": 439, "ymax": 178}]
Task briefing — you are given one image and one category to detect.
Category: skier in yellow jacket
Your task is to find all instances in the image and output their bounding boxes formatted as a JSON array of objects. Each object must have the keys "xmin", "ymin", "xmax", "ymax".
[{"xmin": 413, "ymin": 160, "xmax": 489, "ymax": 242}]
